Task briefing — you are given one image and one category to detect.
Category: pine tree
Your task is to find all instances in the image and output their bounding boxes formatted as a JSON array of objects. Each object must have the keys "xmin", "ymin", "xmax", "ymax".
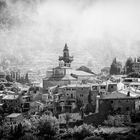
[
  {"xmin": 25, "ymin": 73, "xmax": 29, "ymax": 83},
  {"xmin": 110, "ymin": 58, "xmax": 118, "ymax": 75}
]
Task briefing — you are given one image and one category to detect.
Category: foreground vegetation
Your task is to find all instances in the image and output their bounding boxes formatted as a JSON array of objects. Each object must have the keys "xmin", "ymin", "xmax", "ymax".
[{"xmin": 0, "ymin": 113, "xmax": 140, "ymax": 140}]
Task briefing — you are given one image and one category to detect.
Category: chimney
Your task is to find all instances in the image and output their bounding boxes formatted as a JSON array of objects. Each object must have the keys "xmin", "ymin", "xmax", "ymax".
[{"xmin": 95, "ymin": 95, "xmax": 100, "ymax": 113}]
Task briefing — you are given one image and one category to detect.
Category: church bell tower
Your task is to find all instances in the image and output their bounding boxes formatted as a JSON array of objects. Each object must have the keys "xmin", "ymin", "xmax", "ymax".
[{"xmin": 59, "ymin": 43, "xmax": 73, "ymax": 67}]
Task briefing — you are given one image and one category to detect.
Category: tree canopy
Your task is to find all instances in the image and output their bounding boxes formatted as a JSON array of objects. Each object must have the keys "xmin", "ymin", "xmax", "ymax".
[
  {"xmin": 110, "ymin": 58, "xmax": 122, "ymax": 75},
  {"xmin": 125, "ymin": 57, "xmax": 134, "ymax": 74}
]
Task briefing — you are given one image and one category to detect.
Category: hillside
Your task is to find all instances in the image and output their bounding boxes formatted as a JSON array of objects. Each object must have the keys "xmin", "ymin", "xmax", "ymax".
[{"xmin": 0, "ymin": 0, "xmax": 140, "ymax": 73}]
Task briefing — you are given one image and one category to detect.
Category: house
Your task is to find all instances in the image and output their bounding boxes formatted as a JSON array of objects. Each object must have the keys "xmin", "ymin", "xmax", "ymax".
[
  {"xmin": 20, "ymin": 95, "xmax": 31, "ymax": 112},
  {"xmin": 10, "ymin": 69, "xmax": 20, "ymax": 81},
  {"xmin": 122, "ymin": 78, "xmax": 140, "ymax": 87},
  {"xmin": 99, "ymin": 81, "xmax": 123, "ymax": 94},
  {"xmin": 2, "ymin": 95, "xmax": 20, "ymax": 111},
  {"xmin": 132, "ymin": 57, "xmax": 140, "ymax": 73},
  {"xmin": 6, "ymin": 113, "xmax": 23, "ymax": 123},
  {"xmin": 21, "ymin": 95, "xmax": 31, "ymax": 103},
  {"xmin": 98, "ymin": 90, "xmax": 140, "ymax": 118},
  {"xmin": 54, "ymin": 83, "xmax": 99, "ymax": 113},
  {"xmin": 22, "ymin": 102, "xmax": 30, "ymax": 112}
]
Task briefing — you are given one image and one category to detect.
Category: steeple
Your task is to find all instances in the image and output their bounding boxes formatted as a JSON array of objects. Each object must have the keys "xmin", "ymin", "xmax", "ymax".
[
  {"xmin": 63, "ymin": 43, "xmax": 68, "ymax": 51},
  {"xmin": 63, "ymin": 43, "xmax": 69, "ymax": 58},
  {"xmin": 59, "ymin": 43, "xmax": 73, "ymax": 67}
]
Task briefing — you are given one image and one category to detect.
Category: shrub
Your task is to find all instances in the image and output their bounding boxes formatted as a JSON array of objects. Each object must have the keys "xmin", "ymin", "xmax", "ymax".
[{"xmin": 84, "ymin": 136, "xmax": 104, "ymax": 140}]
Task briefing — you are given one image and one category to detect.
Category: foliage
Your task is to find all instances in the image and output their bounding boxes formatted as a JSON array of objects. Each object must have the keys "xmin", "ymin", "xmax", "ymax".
[
  {"xmin": 25, "ymin": 73, "xmax": 30, "ymax": 83},
  {"xmin": 19, "ymin": 133, "xmax": 38, "ymax": 140},
  {"xmin": 23, "ymin": 114, "xmax": 59, "ymax": 139},
  {"xmin": 125, "ymin": 57, "xmax": 134, "ymax": 74},
  {"xmin": 84, "ymin": 104, "xmax": 95, "ymax": 115},
  {"xmin": 38, "ymin": 115, "xmax": 59, "ymax": 139},
  {"xmin": 84, "ymin": 136, "xmax": 104, "ymax": 140},
  {"xmin": 0, "ymin": 122, "xmax": 25, "ymax": 139},
  {"xmin": 6, "ymin": 75, "xmax": 13, "ymax": 82},
  {"xmin": 10, "ymin": 123, "xmax": 25, "ymax": 138},
  {"xmin": 0, "ymin": 83, "xmax": 5, "ymax": 90},
  {"xmin": 110, "ymin": 58, "xmax": 122, "ymax": 75},
  {"xmin": 76, "ymin": 98, "xmax": 83, "ymax": 111},
  {"xmin": 61, "ymin": 124, "xmax": 95, "ymax": 140},
  {"xmin": 103, "ymin": 115, "xmax": 131, "ymax": 127},
  {"xmin": 88, "ymin": 90, "xmax": 92, "ymax": 104}
]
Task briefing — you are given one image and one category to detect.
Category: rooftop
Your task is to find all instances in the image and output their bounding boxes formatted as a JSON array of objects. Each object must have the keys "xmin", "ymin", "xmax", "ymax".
[
  {"xmin": 60, "ymin": 84, "xmax": 91, "ymax": 88},
  {"xmin": 130, "ymin": 82, "xmax": 140, "ymax": 86},
  {"xmin": 6, "ymin": 113, "xmax": 22, "ymax": 118},
  {"xmin": 2, "ymin": 95, "xmax": 19, "ymax": 100},
  {"xmin": 61, "ymin": 74, "xmax": 77, "ymax": 81},
  {"xmin": 71, "ymin": 70, "xmax": 94, "ymax": 76},
  {"xmin": 101, "ymin": 89, "xmax": 139, "ymax": 99},
  {"xmin": 0, "ymin": 94, "xmax": 5, "ymax": 97}
]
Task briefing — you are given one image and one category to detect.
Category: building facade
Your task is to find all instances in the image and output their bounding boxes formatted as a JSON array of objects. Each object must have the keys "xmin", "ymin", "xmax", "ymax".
[{"xmin": 43, "ymin": 44, "xmax": 95, "ymax": 89}]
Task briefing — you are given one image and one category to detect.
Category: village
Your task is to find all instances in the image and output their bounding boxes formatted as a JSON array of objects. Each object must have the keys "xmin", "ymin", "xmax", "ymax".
[{"xmin": 0, "ymin": 44, "xmax": 140, "ymax": 140}]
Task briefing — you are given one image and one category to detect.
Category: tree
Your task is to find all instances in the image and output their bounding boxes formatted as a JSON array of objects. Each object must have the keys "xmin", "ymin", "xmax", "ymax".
[
  {"xmin": 125, "ymin": 57, "xmax": 134, "ymax": 74},
  {"xmin": 84, "ymin": 136, "xmax": 104, "ymax": 140},
  {"xmin": 84, "ymin": 90, "xmax": 95, "ymax": 115},
  {"xmin": 0, "ymin": 84, "xmax": 5, "ymax": 90},
  {"xmin": 6, "ymin": 75, "xmax": 13, "ymax": 82},
  {"xmin": 76, "ymin": 98, "xmax": 83, "ymax": 111},
  {"xmin": 38, "ymin": 121, "xmax": 56, "ymax": 139},
  {"xmin": 37, "ymin": 115, "xmax": 59, "ymax": 139},
  {"xmin": 65, "ymin": 113, "xmax": 71, "ymax": 129},
  {"xmin": 110, "ymin": 58, "xmax": 122, "ymax": 75},
  {"xmin": 10, "ymin": 123, "xmax": 25, "ymax": 139},
  {"xmin": 25, "ymin": 73, "xmax": 29, "ymax": 83},
  {"xmin": 19, "ymin": 133, "xmax": 38, "ymax": 140},
  {"xmin": 88, "ymin": 90, "xmax": 92, "ymax": 104}
]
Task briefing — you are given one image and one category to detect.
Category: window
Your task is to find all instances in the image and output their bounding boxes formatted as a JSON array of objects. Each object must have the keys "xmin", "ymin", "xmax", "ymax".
[
  {"xmin": 71, "ymin": 94, "xmax": 73, "ymax": 98},
  {"xmin": 117, "ymin": 107, "xmax": 121, "ymax": 112},
  {"xmin": 101, "ymin": 86, "xmax": 105, "ymax": 89},
  {"xmin": 111, "ymin": 100, "xmax": 113, "ymax": 104},
  {"xmin": 80, "ymin": 94, "xmax": 83, "ymax": 97},
  {"xmin": 110, "ymin": 85, "xmax": 114, "ymax": 89},
  {"xmin": 126, "ymin": 107, "xmax": 130, "ymax": 111},
  {"xmin": 92, "ymin": 86, "xmax": 97, "ymax": 90}
]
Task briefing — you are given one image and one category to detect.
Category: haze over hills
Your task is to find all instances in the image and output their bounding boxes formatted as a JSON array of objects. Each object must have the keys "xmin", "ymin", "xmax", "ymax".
[{"xmin": 0, "ymin": 0, "xmax": 140, "ymax": 73}]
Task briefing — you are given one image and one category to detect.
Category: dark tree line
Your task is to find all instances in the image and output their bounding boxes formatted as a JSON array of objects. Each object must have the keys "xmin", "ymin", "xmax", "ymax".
[{"xmin": 109, "ymin": 57, "xmax": 136, "ymax": 75}]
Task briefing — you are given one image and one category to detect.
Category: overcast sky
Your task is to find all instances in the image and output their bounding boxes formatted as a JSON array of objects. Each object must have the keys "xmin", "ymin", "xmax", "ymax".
[{"xmin": 0, "ymin": 0, "xmax": 140, "ymax": 72}]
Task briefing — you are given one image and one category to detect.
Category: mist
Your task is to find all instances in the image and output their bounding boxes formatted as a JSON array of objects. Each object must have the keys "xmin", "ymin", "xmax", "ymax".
[{"xmin": 0, "ymin": 0, "xmax": 140, "ymax": 73}]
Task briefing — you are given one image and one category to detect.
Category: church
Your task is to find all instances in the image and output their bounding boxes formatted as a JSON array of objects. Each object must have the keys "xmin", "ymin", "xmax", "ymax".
[{"xmin": 43, "ymin": 44, "xmax": 95, "ymax": 89}]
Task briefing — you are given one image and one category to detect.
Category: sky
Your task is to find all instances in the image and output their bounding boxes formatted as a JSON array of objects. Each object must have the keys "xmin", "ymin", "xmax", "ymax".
[{"xmin": 0, "ymin": 0, "xmax": 140, "ymax": 73}]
